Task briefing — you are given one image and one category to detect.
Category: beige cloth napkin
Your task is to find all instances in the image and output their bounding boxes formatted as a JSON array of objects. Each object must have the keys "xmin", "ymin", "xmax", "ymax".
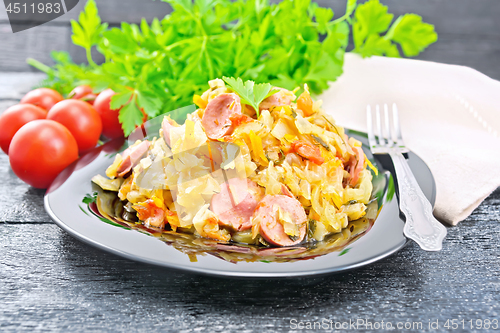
[{"xmin": 320, "ymin": 53, "xmax": 500, "ymax": 225}]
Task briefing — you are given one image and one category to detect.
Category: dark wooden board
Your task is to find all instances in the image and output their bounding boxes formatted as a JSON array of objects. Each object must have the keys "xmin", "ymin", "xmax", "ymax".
[
  {"xmin": 0, "ymin": 72, "xmax": 44, "ymax": 100},
  {"xmin": 0, "ymin": 193, "xmax": 498, "ymax": 331},
  {"xmin": 0, "ymin": 153, "xmax": 49, "ymax": 223}
]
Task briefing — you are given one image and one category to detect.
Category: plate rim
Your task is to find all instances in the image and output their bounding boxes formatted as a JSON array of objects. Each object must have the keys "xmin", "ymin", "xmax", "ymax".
[{"xmin": 45, "ymin": 197, "xmax": 409, "ymax": 278}]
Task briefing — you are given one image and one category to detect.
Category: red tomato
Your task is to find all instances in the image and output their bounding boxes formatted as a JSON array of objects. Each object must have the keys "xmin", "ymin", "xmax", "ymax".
[
  {"xmin": 93, "ymin": 89, "xmax": 124, "ymax": 139},
  {"xmin": 0, "ymin": 104, "xmax": 47, "ymax": 154},
  {"xmin": 20, "ymin": 88, "xmax": 63, "ymax": 111},
  {"xmin": 68, "ymin": 85, "xmax": 96, "ymax": 105},
  {"xmin": 68, "ymin": 85, "xmax": 92, "ymax": 99},
  {"xmin": 9, "ymin": 120, "xmax": 79, "ymax": 189},
  {"xmin": 47, "ymin": 99, "xmax": 102, "ymax": 153}
]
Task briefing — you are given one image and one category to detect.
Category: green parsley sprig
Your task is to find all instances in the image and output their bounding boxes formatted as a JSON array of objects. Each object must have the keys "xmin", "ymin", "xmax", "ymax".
[
  {"xmin": 29, "ymin": 0, "xmax": 437, "ymax": 136},
  {"xmin": 222, "ymin": 77, "xmax": 278, "ymax": 117},
  {"xmin": 70, "ymin": 0, "xmax": 108, "ymax": 66},
  {"xmin": 352, "ymin": 0, "xmax": 438, "ymax": 57}
]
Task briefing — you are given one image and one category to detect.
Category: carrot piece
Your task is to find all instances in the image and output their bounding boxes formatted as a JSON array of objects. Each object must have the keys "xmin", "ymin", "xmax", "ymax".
[
  {"xmin": 291, "ymin": 140, "xmax": 324, "ymax": 165},
  {"xmin": 297, "ymin": 91, "xmax": 314, "ymax": 116},
  {"xmin": 133, "ymin": 199, "xmax": 166, "ymax": 229},
  {"xmin": 229, "ymin": 112, "xmax": 253, "ymax": 127}
]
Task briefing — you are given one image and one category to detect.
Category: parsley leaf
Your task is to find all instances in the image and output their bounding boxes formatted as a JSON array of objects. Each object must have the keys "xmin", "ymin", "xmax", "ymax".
[
  {"xmin": 358, "ymin": 34, "xmax": 399, "ymax": 57},
  {"xmin": 118, "ymin": 95, "xmax": 143, "ymax": 136},
  {"xmin": 70, "ymin": 0, "xmax": 108, "ymax": 66},
  {"xmin": 353, "ymin": 0, "xmax": 394, "ymax": 54},
  {"xmin": 222, "ymin": 77, "xmax": 278, "ymax": 117},
  {"xmin": 110, "ymin": 91, "xmax": 133, "ymax": 110},
  {"xmin": 136, "ymin": 90, "xmax": 163, "ymax": 117},
  {"xmin": 345, "ymin": 0, "xmax": 357, "ymax": 19},
  {"xmin": 315, "ymin": 7, "xmax": 334, "ymax": 34},
  {"xmin": 388, "ymin": 14, "xmax": 438, "ymax": 57},
  {"xmin": 353, "ymin": 0, "xmax": 436, "ymax": 58}
]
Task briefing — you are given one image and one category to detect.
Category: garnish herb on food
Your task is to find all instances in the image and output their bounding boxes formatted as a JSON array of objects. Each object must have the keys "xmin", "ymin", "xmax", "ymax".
[
  {"xmin": 27, "ymin": 0, "xmax": 437, "ymax": 135},
  {"xmin": 222, "ymin": 77, "xmax": 278, "ymax": 117},
  {"xmin": 311, "ymin": 134, "xmax": 330, "ymax": 151}
]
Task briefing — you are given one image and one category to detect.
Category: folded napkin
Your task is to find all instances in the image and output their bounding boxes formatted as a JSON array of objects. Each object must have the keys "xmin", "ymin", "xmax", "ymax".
[{"xmin": 320, "ymin": 53, "xmax": 500, "ymax": 225}]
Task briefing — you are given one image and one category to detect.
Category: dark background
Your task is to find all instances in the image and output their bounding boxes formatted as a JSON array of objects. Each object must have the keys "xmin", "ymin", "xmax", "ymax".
[{"xmin": 1, "ymin": 1, "xmax": 499, "ymax": 332}]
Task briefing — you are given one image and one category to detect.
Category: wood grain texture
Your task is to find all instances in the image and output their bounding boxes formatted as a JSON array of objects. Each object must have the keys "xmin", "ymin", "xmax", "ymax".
[
  {"xmin": 0, "ymin": 24, "xmax": 70, "ymax": 72},
  {"xmin": 0, "ymin": 72, "xmax": 44, "ymax": 100},
  {"xmin": 0, "ymin": 153, "xmax": 50, "ymax": 223},
  {"xmin": 0, "ymin": 195, "xmax": 498, "ymax": 331}
]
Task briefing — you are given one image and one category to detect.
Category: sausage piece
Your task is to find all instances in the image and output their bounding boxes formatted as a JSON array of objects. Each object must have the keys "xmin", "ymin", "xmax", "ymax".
[
  {"xmin": 211, "ymin": 178, "xmax": 263, "ymax": 231},
  {"xmin": 161, "ymin": 116, "xmax": 179, "ymax": 146},
  {"xmin": 280, "ymin": 184, "xmax": 294, "ymax": 198},
  {"xmin": 117, "ymin": 141, "xmax": 150, "ymax": 177},
  {"xmin": 201, "ymin": 93, "xmax": 241, "ymax": 140},
  {"xmin": 259, "ymin": 89, "xmax": 294, "ymax": 111},
  {"xmin": 253, "ymin": 195, "xmax": 307, "ymax": 247},
  {"xmin": 349, "ymin": 146, "xmax": 365, "ymax": 186}
]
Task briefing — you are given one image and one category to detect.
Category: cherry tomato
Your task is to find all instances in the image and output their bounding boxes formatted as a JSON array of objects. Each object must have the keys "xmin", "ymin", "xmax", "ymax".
[
  {"xmin": 93, "ymin": 89, "xmax": 124, "ymax": 139},
  {"xmin": 68, "ymin": 85, "xmax": 97, "ymax": 105},
  {"xmin": 20, "ymin": 88, "xmax": 63, "ymax": 111},
  {"xmin": 9, "ymin": 120, "xmax": 79, "ymax": 189},
  {"xmin": 0, "ymin": 104, "xmax": 47, "ymax": 155},
  {"xmin": 47, "ymin": 99, "xmax": 102, "ymax": 153}
]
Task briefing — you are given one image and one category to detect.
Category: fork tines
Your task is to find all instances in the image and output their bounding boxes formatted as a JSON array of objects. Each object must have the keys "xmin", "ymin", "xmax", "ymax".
[{"xmin": 367, "ymin": 103, "xmax": 409, "ymax": 154}]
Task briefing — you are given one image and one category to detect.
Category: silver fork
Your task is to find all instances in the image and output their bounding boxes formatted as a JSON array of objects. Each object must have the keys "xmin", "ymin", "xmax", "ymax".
[{"xmin": 367, "ymin": 104, "xmax": 447, "ymax": 251}]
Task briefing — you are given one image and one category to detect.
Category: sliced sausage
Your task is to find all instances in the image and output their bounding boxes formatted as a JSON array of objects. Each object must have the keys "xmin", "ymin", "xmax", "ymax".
[
  {"xmin": 280, "ymin": 184, "xmax": 294, "ymax": 198},
  {"xmin": 211, "ymin": 177, "xmax": 263, "ymax": 231},
  {"xmin": 253, "ymin": 195, "xmax": 307, "ymax": 247},
  {"xmin": 349, "ymin": 146, "xmax": 365, "ymax": 186},
  {"xmin": 162, "ymin": 116, "xmax": 179, "ymax": 146},
  {"xmin": 259, "ymin": 89, "xmax": 294, "ymax": 111},
  {"xmin": 201, "ymin": 93, "xmax": 242, "ymax": 140},
  {"xmin": 117, "ymin": 141, "xmax": 150, "ymax": 177}
]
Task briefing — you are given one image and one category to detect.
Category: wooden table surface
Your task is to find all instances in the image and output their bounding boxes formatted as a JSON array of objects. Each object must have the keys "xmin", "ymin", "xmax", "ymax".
[{"xmin": 1, "ymin": 1, "xmax": 500, "ymax": 332}]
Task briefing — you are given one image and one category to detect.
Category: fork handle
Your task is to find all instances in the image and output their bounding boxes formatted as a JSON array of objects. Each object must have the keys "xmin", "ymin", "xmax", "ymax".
[{"xmin": 389, "ymin": 152, "xmax": 447, "ymax": 251}]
